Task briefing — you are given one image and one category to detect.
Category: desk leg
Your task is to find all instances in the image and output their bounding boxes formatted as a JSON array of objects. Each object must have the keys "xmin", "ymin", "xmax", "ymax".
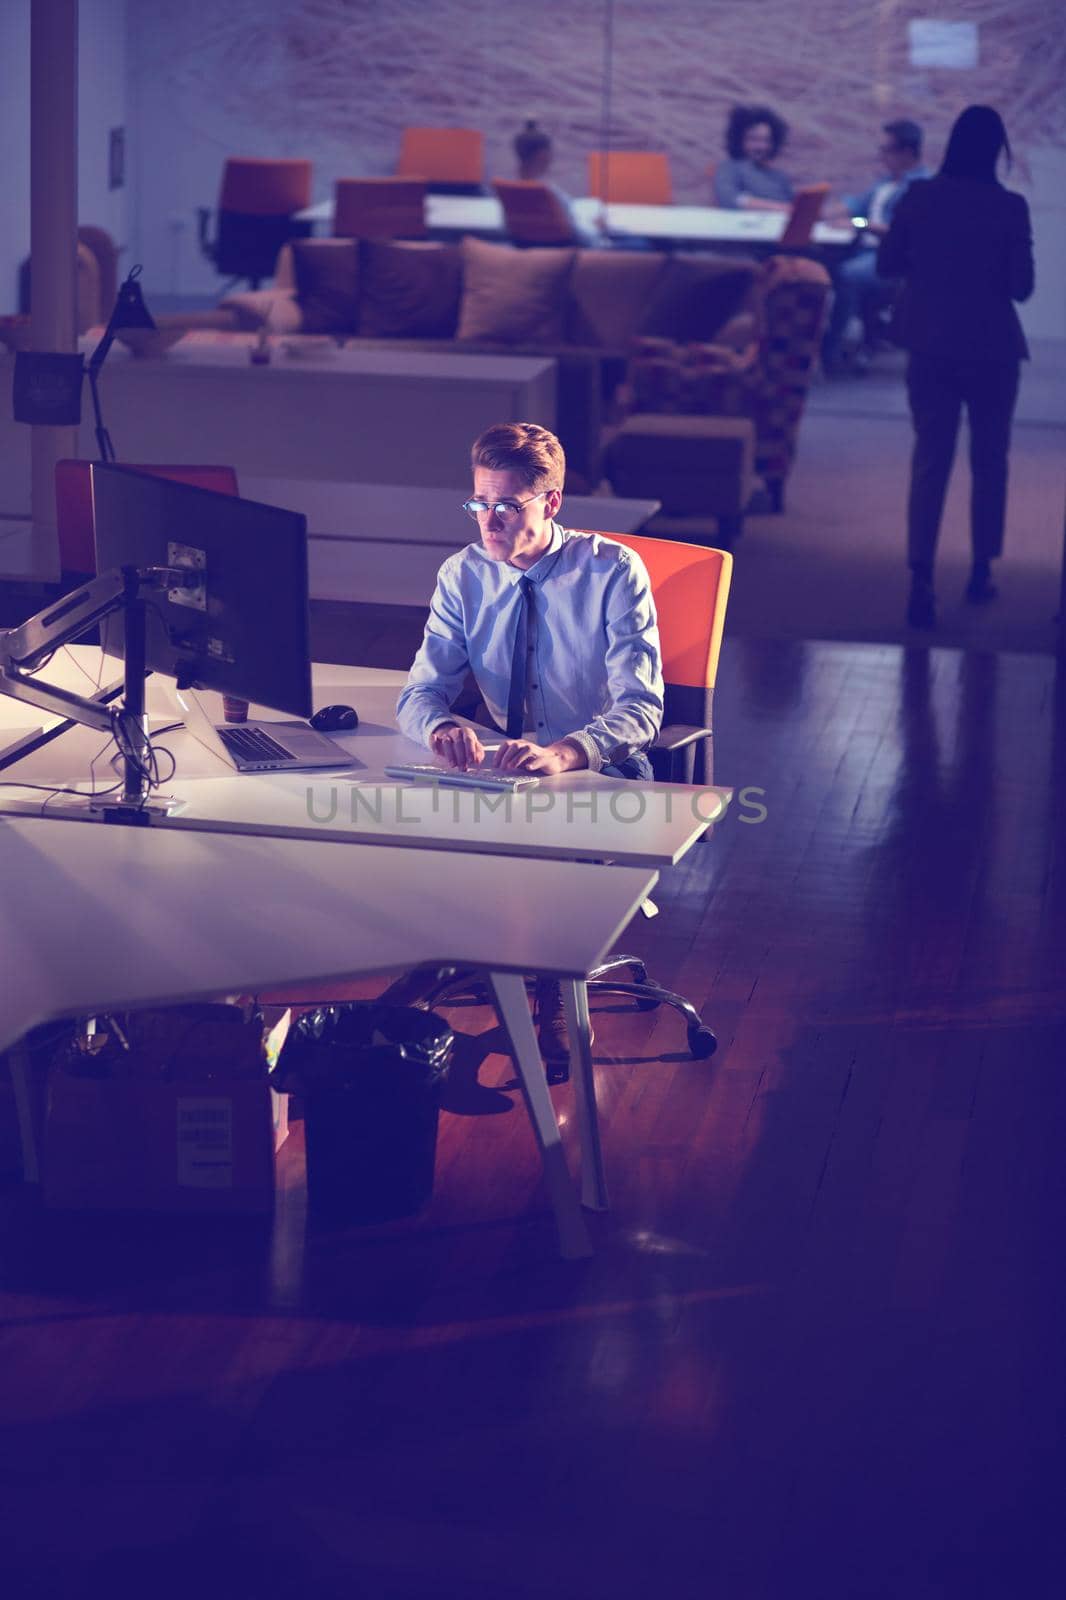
[
  {"xmin": 561, "ymin": 979, "xmax": 609, "ymax": 1212},
  {"xmin": 488, "ymin": 973, "xmax": 592, "ymax": 1261},
  {"xmin": 9, "ymin": 1041, "xmax": 40, "ymax": 1183}
]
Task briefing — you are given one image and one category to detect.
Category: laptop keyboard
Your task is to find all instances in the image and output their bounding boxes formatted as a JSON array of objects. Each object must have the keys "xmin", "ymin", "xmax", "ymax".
[{"xmin": 217, "ymin": 725, "xmax": 292, "ymax": 764}]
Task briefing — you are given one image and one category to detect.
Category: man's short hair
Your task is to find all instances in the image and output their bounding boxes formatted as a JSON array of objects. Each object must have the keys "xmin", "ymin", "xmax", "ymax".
[
  {"xmin": 884, "ymin": 119, "xmax": 923, "ymax": 157},
  {"xmin": 471, "ymin": 422, "xmax": 566, "ymax": 492},
  {"xmin": 514, "ymin": 119, "xmax": 552, "ymax": 167}
]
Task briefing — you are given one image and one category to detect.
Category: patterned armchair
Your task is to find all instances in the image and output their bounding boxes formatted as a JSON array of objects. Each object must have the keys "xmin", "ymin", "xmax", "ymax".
[{"xmin": 623, "ymin": 254, "xmax": 831, "ymax": 512}]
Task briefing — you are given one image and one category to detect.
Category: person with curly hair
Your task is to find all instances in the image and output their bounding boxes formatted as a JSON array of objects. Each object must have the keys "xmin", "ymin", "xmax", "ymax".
[{"xmin": 713, "ymin": 105, "xmax": 793, "ymax": 212}]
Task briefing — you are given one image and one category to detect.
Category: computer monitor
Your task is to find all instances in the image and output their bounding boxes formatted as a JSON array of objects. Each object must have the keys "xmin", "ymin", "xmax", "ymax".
[{"xmin": 90, "ymin": 462, "xmax": 312, "ymax": 718}]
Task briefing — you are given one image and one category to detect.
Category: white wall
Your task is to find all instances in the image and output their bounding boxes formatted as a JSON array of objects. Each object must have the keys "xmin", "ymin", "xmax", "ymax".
[
  {"xmin": 0, "ymin": 0, "xmax": 127, "ymax": 317},
  {"xmin": 0, "ymin": 2, "xmax": 32, "ymax": 315},
  {"xmin": 78, "ymin": 0, "xmax": 128, "ymax": 255},
  {"xmin": 1023, "ymin": 148, "xmax": 1066, "ymax": 342}
]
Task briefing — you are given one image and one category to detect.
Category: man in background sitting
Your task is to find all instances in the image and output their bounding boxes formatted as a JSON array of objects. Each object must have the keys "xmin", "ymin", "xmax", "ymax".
[
  {"xmin": 821, "ymin": 119, "xmax": 928, "ymax": 375},
  {"xmin": 513, "ymin": 118, "xmax": 598, "ymax": 245}
]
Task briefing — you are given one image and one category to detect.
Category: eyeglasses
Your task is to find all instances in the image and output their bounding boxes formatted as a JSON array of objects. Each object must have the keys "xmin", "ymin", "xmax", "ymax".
[{"xmin": 462, "ymin": 490, "xmax": 554, "ymax": 522}]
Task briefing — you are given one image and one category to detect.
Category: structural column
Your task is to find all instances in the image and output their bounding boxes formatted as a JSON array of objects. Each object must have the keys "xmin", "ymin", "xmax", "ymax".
[{"xmin": 30, "ymin": 0, "xmax": 79, "ymax": 580}]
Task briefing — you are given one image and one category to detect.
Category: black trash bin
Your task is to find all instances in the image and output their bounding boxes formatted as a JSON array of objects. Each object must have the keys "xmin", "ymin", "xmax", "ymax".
[{"xmin": 271, "ymin": 1003, "xmax": 453, "ymax": 1224}]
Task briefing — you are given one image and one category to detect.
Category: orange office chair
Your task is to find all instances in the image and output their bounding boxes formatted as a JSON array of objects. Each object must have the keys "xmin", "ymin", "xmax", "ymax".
[
  {"xmin": 492, "ymin": 178, "xmax": 580, "ymax": 246},
  {"xmin": 198, "ymin": 158, "xmax": 313, "ymax": 288},
  {"xmin": 55, "ymin": 460, "xmax": 239, "ymax": 579},
  {"xmin": 583, "ymin": 531, "xmax": 732, "ymax": 1058},
  {"xmin": 396, "ymin": 127, "xmax": 484, "ymax": 194},
  {"xmin": 332, "ymin": 178, "xmax": 428, "ymax": 240},
  {"xmin": 588, "ymin": 150, "xmax": 673, "ymax": 205},
  {"xmin": 606, "ymin": 533, "xmax": 730, "ymax": 787},
  {"xmin": 778, "ymin": 183, "xmax": 831, "ymax": 248}
]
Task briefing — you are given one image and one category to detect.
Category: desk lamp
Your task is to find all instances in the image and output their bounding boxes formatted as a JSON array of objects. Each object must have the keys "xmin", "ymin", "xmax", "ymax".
[
  {"xmin": 12, "ymin": 265, "xmax": 156, "ymax": 461},
  {"xmin": 86, "ymin": 265, "xmax": 156, "ymax": 461}
]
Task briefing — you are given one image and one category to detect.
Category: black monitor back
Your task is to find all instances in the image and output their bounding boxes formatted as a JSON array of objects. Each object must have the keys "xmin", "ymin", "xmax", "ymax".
[{"xmin": 90, "ymin": 463, "xmax": 312, "ymax": 717}]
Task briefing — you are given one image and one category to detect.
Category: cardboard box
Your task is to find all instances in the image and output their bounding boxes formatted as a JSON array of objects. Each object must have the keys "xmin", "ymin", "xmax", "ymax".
[
  {"xmin": 43, "ymin": 1073, "xmax": 287, "ymax": 1214},
  {"xmin": 41, "ymin": 1005, "xmax": 289, "ymax": 1214}
]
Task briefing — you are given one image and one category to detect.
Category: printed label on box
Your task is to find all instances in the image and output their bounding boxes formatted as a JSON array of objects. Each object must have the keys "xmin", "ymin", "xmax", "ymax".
[{"xmin": 176, "ymin": 1097, "xmax": 234, "ymax": 1188}]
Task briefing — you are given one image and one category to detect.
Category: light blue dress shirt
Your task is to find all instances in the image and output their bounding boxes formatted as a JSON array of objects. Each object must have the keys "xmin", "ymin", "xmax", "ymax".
[{"xmin": 396, "ymin": 524, "xmax": 664, "ymax": 772}]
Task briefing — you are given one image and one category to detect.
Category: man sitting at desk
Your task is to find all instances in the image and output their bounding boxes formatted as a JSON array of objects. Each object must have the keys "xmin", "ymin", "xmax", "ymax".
[
  {"xmin": 821, "ymin": 119, "xmax": 928, "ymax": 375},
  {"xmin": 396, "ymin": 421, "xmax": 664, "ymax": 1063}
]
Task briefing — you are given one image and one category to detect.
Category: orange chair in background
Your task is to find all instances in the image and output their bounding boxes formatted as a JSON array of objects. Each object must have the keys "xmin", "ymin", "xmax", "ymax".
[
  {"xmin": 198, "ymin": 158, "xmax": 313, "ymax": 288},
  {"xmin": 588, "ymin": 151, "xmax": 673, "ymax": 205},
  {"xmin": 333, "ymin": 178, "xmax": 428, "ymax": 239},
  {"xmin": 396, "ymin": 127, "xmax": 484, "ymax": 194},
  {"xmin": 778, "ymin": 183, "xmax": 831, "ymax": 249},
  {"xmin": 55, "ymin": 461, "xmax": 239, "ymax": 578},
  {"xmin": 492, "ymin": 179, "xmax": 580, "ymax": 245}
]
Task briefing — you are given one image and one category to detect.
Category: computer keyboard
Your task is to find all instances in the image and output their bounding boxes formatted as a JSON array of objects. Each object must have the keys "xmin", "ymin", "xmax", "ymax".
[
  {"xmin": 383, "ymin": 763, "xmax": 540, "ymax": 793},
  {"xmin": 218, "ymin": 725, "xmax": 292, "ymax": 763}
]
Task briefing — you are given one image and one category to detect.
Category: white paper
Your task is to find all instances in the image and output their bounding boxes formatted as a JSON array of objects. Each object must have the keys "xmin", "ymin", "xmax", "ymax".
[
  {"xmin": 176, "ymin": 1096, "xmax": 234, "ymax": 1188},
  {"xmin": 908, "ymin": 20, "xmax": 979, "ymax": 70}
]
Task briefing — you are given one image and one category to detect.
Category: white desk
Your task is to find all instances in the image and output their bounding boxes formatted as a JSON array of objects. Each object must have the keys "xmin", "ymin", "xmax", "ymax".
[
  {"xmin": 0, "ymin": 815, "xmax": 657, "ymax": 1255},
  {"xmin": 0, "ymin": 660, "xmax": 726, "ymax": 870},
  {"xmin": 239, "ymin": 478, "xmax": 661, "ymax": 607},
  {"xmin": 297, "ymin": 192, "xmax": 854, "ymax": 249},
  {"xmin": 0, "ymin": 344, "xmax": 556, "ymax": 500}
]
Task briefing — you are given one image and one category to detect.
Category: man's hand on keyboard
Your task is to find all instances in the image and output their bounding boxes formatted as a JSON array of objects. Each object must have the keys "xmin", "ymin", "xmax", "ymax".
[
  {"xmin": 429, "ymin": 722, "xmax": 486, "ymax": 769},
  {"xmin": 493, "ymin": 738, "xmax": 588, "ymax": 776}
]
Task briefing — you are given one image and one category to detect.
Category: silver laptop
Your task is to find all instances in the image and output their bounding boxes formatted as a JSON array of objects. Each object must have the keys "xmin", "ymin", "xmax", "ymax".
[{"xmin": 176, "ymin": 688, "xmax": 357, "ymax": 773}]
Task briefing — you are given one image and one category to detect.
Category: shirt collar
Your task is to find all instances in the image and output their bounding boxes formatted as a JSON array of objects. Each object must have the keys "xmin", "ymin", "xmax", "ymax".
[{"xmin": 504, "ymin": 521, "xmax": 564, "ymax": 584}]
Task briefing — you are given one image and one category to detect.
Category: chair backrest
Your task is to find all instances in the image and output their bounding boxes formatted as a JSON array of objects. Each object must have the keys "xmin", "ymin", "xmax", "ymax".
[
  {"xmin": 333, "ymin": 177, "xmax": 428, "ymax": 239},
  {"xmin": 397, "ymin": 127, "xmax": 484, "ymax": 188},
  {"xmin": 605, "ymin": 533, "xmax": 731, "ymax": 692},
  {"xmin": 492, "ymin": 178, "xmax": 578, "ymax": 246},
  {"xmin": 213, "ymin": 160, "xmax": 313, "ymax": 283},
  {"xmin": 77, "ymin": 226, "xmax": 118, "ymax": 319},
  {"xmin": 587, "ymin": 151, "xmax": 672, "ymax": 205},
  {"xmin": 55, "ymin": 461, "xmax": 240, "ymax": 577},
  {"xmin": 219, "ymin": 158, "xmax": 312, "ymax": 216},
  {"xmin": 778, "ymin": 183, "xmax": 830, "ymax": 248},
  {"xmin": 588, "ymin": 531, "xmax": 732, "ymax": 785}
]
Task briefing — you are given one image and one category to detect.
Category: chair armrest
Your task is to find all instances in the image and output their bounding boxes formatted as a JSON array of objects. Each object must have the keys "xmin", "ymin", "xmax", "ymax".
[
  {"xmin": 650, "ymin": 723, "xmax": 714, "ymax": 787},
  {"xmin": 196, "ymin": 206, "xmax": 215, "ymax": 263},
  {"xmin": 653, "ymin": 723, "xmax": 712, "ymax": 752}
]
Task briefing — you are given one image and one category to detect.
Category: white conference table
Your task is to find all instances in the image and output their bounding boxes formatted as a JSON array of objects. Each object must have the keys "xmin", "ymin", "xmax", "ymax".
[
  {"xmin": 0, "ymin": 652, "xmax": 728, "ymax": 869},
  {"xmin": 238, "ymin": 478, "xmax": 661, "ymax": 608},
  {"xmin": 0, "ymin": 815, "xmax": 658, "ymax": 1257},
  {"xmin": 296, "ymin": 191, "xmax": 854, "ymax": 249}
]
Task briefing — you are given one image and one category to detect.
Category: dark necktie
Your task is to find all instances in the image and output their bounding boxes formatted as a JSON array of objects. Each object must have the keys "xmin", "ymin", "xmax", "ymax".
[{"xmin": 505, "ymin": 576, "xmax": 534, "ymax": 739}]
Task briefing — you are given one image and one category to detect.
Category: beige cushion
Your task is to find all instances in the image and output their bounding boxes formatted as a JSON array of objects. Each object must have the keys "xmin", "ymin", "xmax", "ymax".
[
  {"xmin": 456, "ymin": 237, "xmax": 575, "ymax": 345},
  {"xmin": 291, "ymin": 238, "xmax": 360, "ymax": 333},
  {"xmin": 358, "ymin": 240, "xmax": 462, "ymax": 338},
  {"xmin": 639, "ymin": 254, "xmax": 759, "ymax": 343},
  {"xmin": 567, "ymin": 249, "xmax": 669, "ymax": 349}
]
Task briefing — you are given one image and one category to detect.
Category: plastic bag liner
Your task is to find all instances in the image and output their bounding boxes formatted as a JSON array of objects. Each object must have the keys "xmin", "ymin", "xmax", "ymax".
[{"xmin": 271, "ymin": 1003, "xmax": 453, "ymax": 1223}]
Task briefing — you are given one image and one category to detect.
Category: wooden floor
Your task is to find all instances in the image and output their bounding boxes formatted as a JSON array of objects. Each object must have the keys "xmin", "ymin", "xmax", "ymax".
[{"xmin": 2, "ymin": 634, "xmax": 1065, "ymax": 1599}]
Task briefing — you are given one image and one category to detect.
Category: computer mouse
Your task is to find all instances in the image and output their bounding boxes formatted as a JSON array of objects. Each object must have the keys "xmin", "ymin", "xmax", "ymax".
[{"xmin": 310, "ymin": 703, "xmax": 359, "ymax": 733}]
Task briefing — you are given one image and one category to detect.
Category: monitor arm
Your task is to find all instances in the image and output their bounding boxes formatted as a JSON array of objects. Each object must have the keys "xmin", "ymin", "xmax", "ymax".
[{"xmin": 0, "ymin": 563, "xmax": 201, "ymax": 819}]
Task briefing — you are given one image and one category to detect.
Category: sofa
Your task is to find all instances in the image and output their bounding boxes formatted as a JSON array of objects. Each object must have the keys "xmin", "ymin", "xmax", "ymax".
[
  {"xmin": 210, "ymin": 236, "xmax": 763, "ymax": 492},
  {"xmin": 610, "ymin": 254, "xmax": 832, "ymax": 516}
]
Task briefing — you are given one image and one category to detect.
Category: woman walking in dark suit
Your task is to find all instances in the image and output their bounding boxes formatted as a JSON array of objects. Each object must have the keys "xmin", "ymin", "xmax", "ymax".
[{"xmin": 878, "ymin": 105, "xmax": 1034, "ymax": 628}]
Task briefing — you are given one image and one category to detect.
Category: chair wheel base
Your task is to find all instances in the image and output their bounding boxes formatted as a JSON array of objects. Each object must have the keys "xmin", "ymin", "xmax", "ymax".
[{"xmin": 688, "ymin": 1026, "xmax": 717, "ymax": 1059}]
